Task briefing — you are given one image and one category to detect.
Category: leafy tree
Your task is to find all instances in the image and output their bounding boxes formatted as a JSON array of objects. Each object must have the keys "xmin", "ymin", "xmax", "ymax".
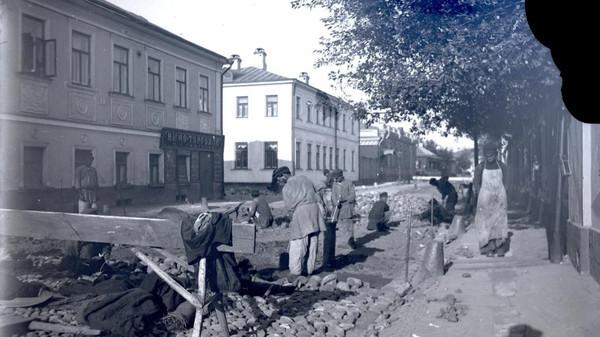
[
  {"xmin": 455, "ymin": 150, "xmax": 473, "ymax": 173},
  {"xmin": 292, "ymin": 0, "xmax": 560, "ymax": 164}
]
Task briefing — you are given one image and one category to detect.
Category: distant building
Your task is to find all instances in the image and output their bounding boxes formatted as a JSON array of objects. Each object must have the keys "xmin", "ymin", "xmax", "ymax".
[
  {"xmin": 222, "ymin": 57, "xmax": 359, "ymax": 188},
  {"xmin": 0, "ymin": 0, "xmax": 229, "ymax": 211},
  {"xmin": 415, "ymin": 146, "xmax": 443, "ymax": 176},
  {"xmin": 359, "ymin": 124, "xmax": 416, "ymax": 184}
]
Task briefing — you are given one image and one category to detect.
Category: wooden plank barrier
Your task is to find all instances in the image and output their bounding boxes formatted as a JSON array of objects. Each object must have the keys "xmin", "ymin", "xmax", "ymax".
[
  {"xmin": 0, "ymin": 208, "xmax": 255, "ymax": 254},
  {"xmin": 0, "ymin": 208, "xmax": 255, "ymax": 337}
]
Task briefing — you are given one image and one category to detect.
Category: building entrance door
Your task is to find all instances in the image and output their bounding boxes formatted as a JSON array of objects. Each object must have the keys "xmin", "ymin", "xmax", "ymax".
[{"xmin": 198, "ymin": 151, "xmax": 214, "ymax": 199}]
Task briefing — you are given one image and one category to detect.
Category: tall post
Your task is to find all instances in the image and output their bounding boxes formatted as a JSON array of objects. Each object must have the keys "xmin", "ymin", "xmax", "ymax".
[
  {"xmin": 550, "ymin": 114, "xmax": 565, "ymax": 263},
  {"xmin": 404, "ymin": 207, "xmax": 413, "ymax": 282}
]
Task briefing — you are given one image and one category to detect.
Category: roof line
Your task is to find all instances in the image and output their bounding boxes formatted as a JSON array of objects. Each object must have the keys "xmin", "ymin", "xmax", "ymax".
[{"xmin": 86, "ymin": 0, "xmax": 229, "ymax": 63}]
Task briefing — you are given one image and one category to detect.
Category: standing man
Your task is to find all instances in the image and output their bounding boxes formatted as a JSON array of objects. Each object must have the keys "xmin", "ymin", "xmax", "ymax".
[
  {"xmin": 75, "ymin": 152, "xmax": 99, "ymax": 214},
  {"xmin": 63, "ymin": 152, "xmax": 110, "ymax": 259},
  {"xmin": 331, "ymin": 169, "xmax": 358, "ymax": 249},
  {"xmin": 272, "ymin": 166, "xmax": 326, "ymax": 276}
]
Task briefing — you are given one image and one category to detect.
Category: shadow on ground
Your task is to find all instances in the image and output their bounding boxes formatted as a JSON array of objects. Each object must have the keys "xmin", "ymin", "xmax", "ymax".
[{"xmin": 507, "ymin": 324, "xmax": 543, "ymax": 337}]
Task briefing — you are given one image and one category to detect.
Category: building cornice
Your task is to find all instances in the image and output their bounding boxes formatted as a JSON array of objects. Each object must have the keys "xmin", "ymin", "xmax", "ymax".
[{"xmin": 0, "ymin": 114, "xmax": 161, "ymax": 138}]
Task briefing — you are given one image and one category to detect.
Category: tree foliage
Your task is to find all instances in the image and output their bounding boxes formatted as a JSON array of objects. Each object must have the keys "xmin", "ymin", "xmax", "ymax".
[{"xmin": 292, "ymin": 0, "xmax": 560, "ymax": 140}]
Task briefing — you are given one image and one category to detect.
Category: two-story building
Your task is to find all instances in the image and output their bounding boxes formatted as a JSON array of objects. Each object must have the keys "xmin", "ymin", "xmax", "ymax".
[
  {"xmin": 0, "ymin": 0, "xmax": 229, "ymax": 212},
  {"xmin": 359, "ymin": 124, "xmax": 417, "ymax": 184},
  {"xmin": 222, "ymin": 58, "xmax": 360, "ymax": 189}
]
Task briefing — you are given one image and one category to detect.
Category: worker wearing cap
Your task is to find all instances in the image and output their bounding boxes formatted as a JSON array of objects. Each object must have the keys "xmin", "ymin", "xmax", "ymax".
[
  {"xmin": 331, "ymin": 169, "xmax": 358, "ymax": 249},
  {"xmin": 272, "ymin": 166, "xmax": 326, "ymax": 276}
]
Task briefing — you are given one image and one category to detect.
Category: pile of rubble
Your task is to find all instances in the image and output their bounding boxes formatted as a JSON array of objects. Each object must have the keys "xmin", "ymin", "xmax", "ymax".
[
  {"xmin": 1, "ymin": 244, "xmax": 411, "ymax": 337},
  {"xmin": 355, "ymin": 192, "xmax": 429, "ymax": 222},
  {"xmin": 177, "ymin": 273, "xmax": 410, "ymax": 337}
]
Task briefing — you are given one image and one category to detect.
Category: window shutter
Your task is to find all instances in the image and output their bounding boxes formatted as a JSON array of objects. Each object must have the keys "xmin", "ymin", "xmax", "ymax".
[{"xmin": 44, "ymin": 39, "xmax": 57, "ymax": 77}]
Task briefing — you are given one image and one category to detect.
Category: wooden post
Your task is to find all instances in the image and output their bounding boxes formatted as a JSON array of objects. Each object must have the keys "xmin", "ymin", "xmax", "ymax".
[
  {"xmin": 192, "ymin": 258, "xmax": 207, "ymax": 337},
  {"xmin": 404, "ymin": 207, "xmax": 413, "ymax": 283},
  {"xmin": 214, "ymin": 293, "xmax": 230, "ymax": 337},
  {"xmin": 550, "ymin": 115, "xmax": 565, "ymax": 263},
  {"xmin": 430, "ymin": 191, "xmax": 434, "ymax": 237}
]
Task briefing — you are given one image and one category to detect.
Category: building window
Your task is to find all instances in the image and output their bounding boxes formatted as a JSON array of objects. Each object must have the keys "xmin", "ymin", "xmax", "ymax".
[
  {"xmin": 23, "ymin": 146, "xmax": 44, "ymax": 188},
  {"xmin": 322, "ymin": 146, "xmax": 327, "ymax": 170},
  {"xmin": 199, "ymin": 75, "xmax": 209, "ymax": 112},
  {"xmin": 176, "ymin": 155, "xmax": 190, "ymax": 183},
  {"xmin": 147, "ymin": 57, "xmax": 161, "ymax": 101},
  {"xmin": 264, "ymin": 142, "xmax": 278, "ymax": 169},
  {"xmin": 329, "ymin": 108, "xmax": 333, "ymax": 128},
  {"xmin": 237, "ymin": 97, "xmax": 248, "ymax": 118},
  {"xmin": 21, "ymin": 15, "xmax": 55, "ymax": 77},
  {"xmin": 352, "ymin": 150, "xmax": 355, "ymax": 171},
  {"xmin": 336, "ymin": 110, "xmax": 340, "ymax": 130},
  {"xmin": 351, "ymin": 119, "xmax": 355, "ymax": 135},
  {"xmin": 296, "ymin": 142, "xmax": 301, "ymax": 169},
  {"xmin": 308, "ymin": 103, "xmax": 313, "ymax": 123},
  {"xmin": 316, "ymin": 145, "xmax": 321, "ymax": 170},
  {"xmin": 322, "ymin": 108, "xmax": 327, "ymax": 125},
  {"xmin": 113, "ymin": 45, "xmax": 129, "ymax": 94},
  {"xmin": 266, "ymin": 95, "xmax": 278, "ymax": 117},
  {"xmin": 149, "ymin": 153, "xmax": 161, "ymax": 185},
  {"xmin": 175, "ymin": 67, "xmax": 187, "ymax": 107},
  {"xmin": 115, "ymin": 152, "xmax": 129, "ymax": 185},
  {"xmin": 342, "ymin": 114, "xmax": 346, "ymax": 131},
  {"xmin": 296, "ymin": 96, "xmax": 301, "ymax": 120},
  {"xmin": 329, "ymin": 147, "xmax": 333, "ymax": 169},
  {"xmin": 307, "ymin": 144, "xmax": 312, "ymax": 170},
  {"xmin": 335, "ymin": 148, "xmax": 339, "ymax": 169},
  {"xmin": 235, "ymin": 143, "xmax": 248, "ymax": 169},
  {"xmin": 343, "ymin": 149, "xmax": 347, "ymax": 170},
  {"xmin": 72, "ymin": 31, "xmax": 91, "ymax": 86}
]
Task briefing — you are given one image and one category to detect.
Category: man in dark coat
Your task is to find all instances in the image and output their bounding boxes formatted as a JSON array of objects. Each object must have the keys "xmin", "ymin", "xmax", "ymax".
[{"xmin": 429, "ymin": 176, "xmax": 458, "ymax": 215}]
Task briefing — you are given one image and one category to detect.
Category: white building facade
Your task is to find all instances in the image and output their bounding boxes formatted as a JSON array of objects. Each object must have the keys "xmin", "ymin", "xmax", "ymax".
[
  {"xmin": 223, "ymin": 66, "xmax": 360, "ymax": 187},
  {"xmin": 0, "ymin": 0, "xmax": 229, "ymax": 211}
]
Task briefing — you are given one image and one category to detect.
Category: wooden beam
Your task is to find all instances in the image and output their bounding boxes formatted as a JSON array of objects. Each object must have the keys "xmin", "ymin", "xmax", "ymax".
[
  {"xmin": 0, "ymin": 209, "xmax": 255, "ymax": 254},
  {"xmin": 28, "ymin": 321, "xmax": 101, "ymax": 336},
  {"xmin": 153, "ymin": 248, "xmax": 195, "ymax": 272},
  {"xmin": 192, "ymin": 258, "xmax": 207, "ymax": 337},
  {"xmin": 582, "ymin": 123, "xmax": 592, "ymax": 228},
  {"xmin": 131, "ymin": 248, "xmax": 203, "ymax": 310}
]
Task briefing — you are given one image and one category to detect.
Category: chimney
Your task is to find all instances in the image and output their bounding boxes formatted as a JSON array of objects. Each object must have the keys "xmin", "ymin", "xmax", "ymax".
[
  {"xmin": 299, "ymin": 72, "xmax": 310, "ymax": 84},
  {"xmin": 254, "ymin": 48, "xmax": 267, "ymax": 70},
  {"xmin": 230, "ymin": 54, "xmax": 242, "ymax": 70}
]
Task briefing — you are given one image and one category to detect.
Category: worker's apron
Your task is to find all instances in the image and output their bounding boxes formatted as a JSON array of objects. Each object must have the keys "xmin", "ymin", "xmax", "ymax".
[{"xmin": 475, "ymin": 161, "xmax": 508, "ymax": 252}]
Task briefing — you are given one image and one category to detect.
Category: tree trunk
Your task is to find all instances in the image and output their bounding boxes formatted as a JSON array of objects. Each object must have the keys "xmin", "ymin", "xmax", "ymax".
[{"xmin": 473, "ymin": 133, "xmax": 479, "ymax": 168}]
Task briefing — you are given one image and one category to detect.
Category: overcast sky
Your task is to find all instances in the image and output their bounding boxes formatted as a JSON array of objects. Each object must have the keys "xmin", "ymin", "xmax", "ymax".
[{"xmin": 108, "ymin": 0, "xmax": 473, "ymax": 150}]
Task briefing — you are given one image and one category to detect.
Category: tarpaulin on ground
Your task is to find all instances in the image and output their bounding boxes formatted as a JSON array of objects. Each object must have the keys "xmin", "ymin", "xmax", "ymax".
[{"xmin": 79, "ymin": 288, "xmax": 166, "ymax": 337}]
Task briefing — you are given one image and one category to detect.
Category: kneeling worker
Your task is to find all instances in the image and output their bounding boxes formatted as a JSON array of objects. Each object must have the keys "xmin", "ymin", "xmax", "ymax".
[{"xmin": 367, "ymin": 192, "xmax": 392, "ymax": 232}]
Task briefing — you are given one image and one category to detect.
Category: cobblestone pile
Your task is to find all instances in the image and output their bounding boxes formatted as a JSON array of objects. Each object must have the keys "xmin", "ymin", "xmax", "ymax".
[{"xmin": 174, "ymin": 273, "xmax": 409, "ymax": 337}]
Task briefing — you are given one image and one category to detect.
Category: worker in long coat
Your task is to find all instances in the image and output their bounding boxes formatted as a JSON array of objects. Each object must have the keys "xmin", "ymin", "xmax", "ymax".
[
  {"xmin": 272, "ymin": 167, "xmax": 326, "ymax": 276},
  {"xmin": 331, "ymin": 169, "xmax": 358, "ymax": 249}
]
